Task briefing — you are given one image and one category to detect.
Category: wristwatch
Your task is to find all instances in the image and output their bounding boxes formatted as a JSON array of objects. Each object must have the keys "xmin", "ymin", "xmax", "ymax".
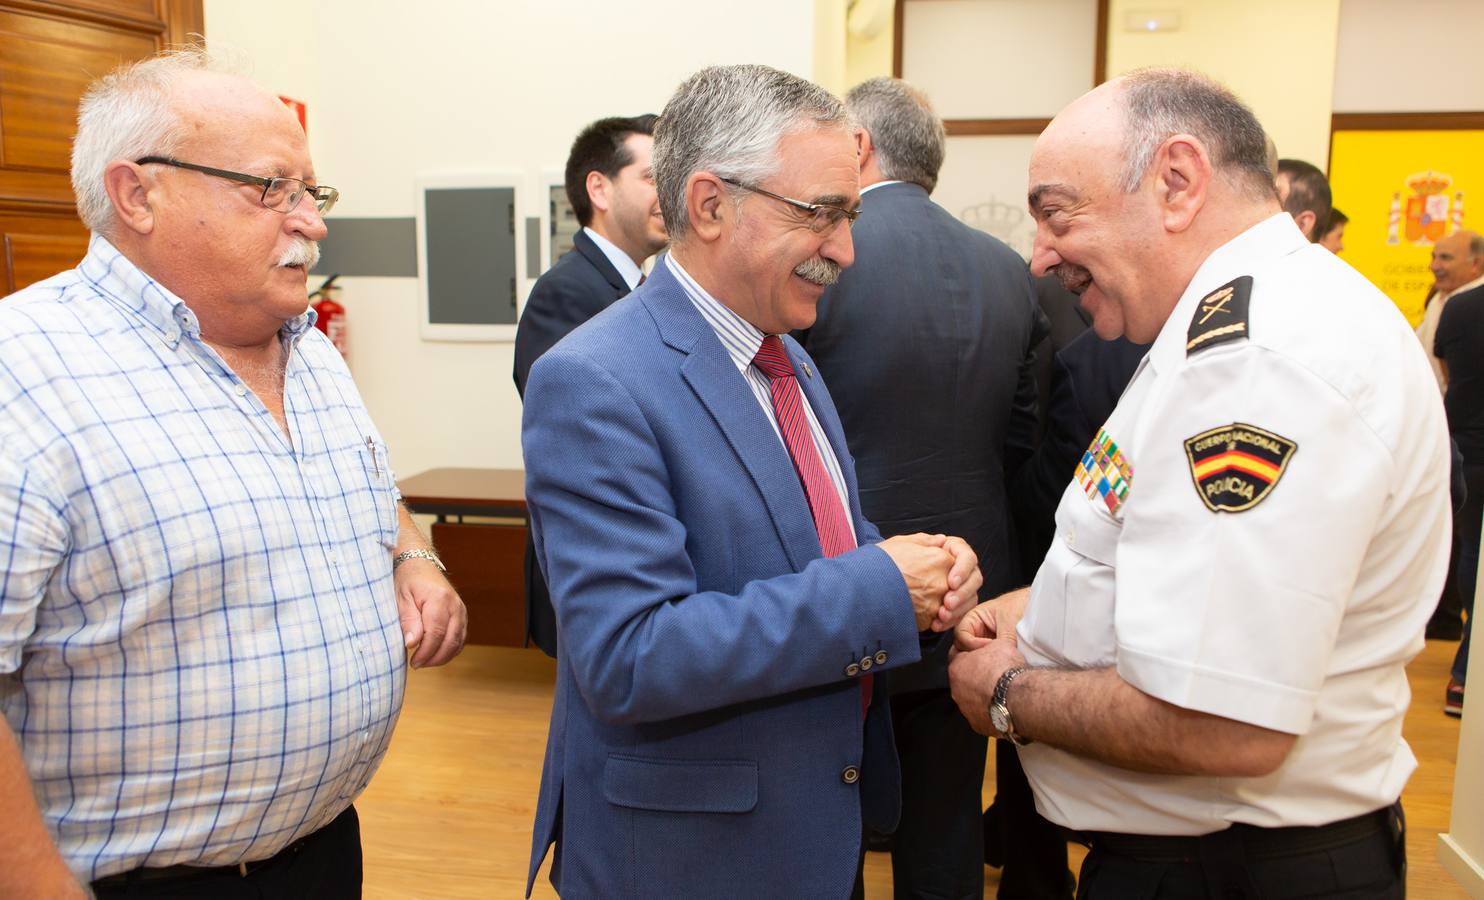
[
  {"xmin": 393, "ymin": 548, "xmax": 446, "ymax": 574},
  {"xmin": 989, "ymin": 666, "xmax": 1033, "ymax": 745}
]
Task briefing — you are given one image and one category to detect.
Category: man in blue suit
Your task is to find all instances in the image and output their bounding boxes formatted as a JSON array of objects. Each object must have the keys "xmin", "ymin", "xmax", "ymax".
[
  {"xmin": 513, "ymin": 113, "xmax": 667, "ymax": 657},
  {"xmin": 522, "ymin": 65, "xmax": 983, "ymax": 898}
]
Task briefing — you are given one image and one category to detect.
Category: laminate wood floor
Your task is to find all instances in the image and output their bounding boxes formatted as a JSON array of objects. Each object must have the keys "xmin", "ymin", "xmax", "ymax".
[{"xmin": 357, "ymin": 639, "xmax": 1469, "ymax": 898}]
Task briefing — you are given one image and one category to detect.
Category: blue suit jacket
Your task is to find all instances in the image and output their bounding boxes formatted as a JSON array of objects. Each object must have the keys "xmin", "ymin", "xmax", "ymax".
[{"xmin": 522, "ymin": 258, "xmax": 922, "ymax": 898}]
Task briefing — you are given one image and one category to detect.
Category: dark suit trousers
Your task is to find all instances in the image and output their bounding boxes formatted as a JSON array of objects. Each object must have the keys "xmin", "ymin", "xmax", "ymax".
[{"xmin": 888, "ymin": 688, "xmax": 988, "ymax": 900}]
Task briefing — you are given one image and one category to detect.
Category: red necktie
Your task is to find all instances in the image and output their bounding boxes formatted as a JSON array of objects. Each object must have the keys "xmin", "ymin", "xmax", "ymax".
[{"xmin": 752, "ymin": 335, "xmax": 870, "ymax": 714}]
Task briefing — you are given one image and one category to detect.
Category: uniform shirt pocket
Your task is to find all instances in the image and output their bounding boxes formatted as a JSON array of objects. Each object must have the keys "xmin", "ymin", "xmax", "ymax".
[{"xmin": 1056, "ymin": 499, "xmax": 1122, "ymax": 666}]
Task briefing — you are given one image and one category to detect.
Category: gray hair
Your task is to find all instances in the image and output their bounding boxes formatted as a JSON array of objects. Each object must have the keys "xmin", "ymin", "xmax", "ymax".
[
  {"xmin": 1468, "ymin": 231, "xmax": 1484, "ymax": 260},
  {"xmin": 653, "ymin": 64, "xmax": 849, "ymax": 242},
  {"xmin": 844, "ymin": 77, "xmax": 945, "ymax": 193},
  {"xmin": 1115, "ymin": 68, "xmax": 1276, "ymax": 202},
  {"xmin": 71, "ymin": 47, "xmax": 221, "ymax": 235}
]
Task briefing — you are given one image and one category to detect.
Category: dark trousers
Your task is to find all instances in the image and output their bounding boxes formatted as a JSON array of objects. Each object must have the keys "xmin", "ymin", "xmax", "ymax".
[
  {"xmin": 1454, "ymin": 463, "xmax": 1484, "ymax": 683},
  {"xmin": 888, "ymin": 688, "xmax": 989, "ymax": 900},
  {"xmin": 92, "ymin": 805, "xmax": 362, "ymax": 900},
  {"xmin": 1074, "ymin": 806, "xmax": 1404, "ymax": 900}
]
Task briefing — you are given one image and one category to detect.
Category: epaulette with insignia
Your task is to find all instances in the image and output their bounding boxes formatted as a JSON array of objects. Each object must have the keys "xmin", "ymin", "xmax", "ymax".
[{"xmin": 1186, "ymin": 275, "xmax": 1252, "ymax": 356}]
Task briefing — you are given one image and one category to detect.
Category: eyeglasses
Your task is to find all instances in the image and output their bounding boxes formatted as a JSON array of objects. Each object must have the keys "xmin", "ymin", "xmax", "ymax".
[
  {"xmin": 135, "ymin": 156, "xmax": 339, "ymax": 214},
  {"xmin": 720, "ymin": 177, "xmax": 860, "ymax": 233}
]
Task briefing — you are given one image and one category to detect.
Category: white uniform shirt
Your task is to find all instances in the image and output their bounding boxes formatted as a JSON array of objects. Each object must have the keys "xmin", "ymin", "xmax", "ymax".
[{"xmin": 1016, "ymin": 213, "xmax": 1452, "ymax": 835}]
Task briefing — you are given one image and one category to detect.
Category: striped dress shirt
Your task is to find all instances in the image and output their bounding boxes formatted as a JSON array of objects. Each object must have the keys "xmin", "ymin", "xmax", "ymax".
[
  {"xmin": 666, "ymin": 255, "xmax": 856, "ymax": 541},
  {"xmin": 0, "ymin": 237, "xmax": 405, "ymax": 880}
]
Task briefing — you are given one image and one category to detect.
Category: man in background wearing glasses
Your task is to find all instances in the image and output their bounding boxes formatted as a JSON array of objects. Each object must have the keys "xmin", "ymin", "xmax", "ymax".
[
  {"xmin": 0, "ymin": 50, "xmax": 465, "ymax": 898},
  {"xmin": 522, "ymin": 64, "xmax": 982, "ymax": 898}
]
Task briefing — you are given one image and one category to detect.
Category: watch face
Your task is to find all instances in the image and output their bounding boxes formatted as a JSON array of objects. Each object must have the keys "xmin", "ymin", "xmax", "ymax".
[{"xmin": 990, "ymin": 704, "xmax": 1010, "ymax": 736}]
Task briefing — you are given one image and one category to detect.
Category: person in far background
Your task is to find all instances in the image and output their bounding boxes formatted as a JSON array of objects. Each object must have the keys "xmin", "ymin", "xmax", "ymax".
[
  {"xmin": 1420, "ymin": 230, "xmax": 1484, "ymax": 641},
  {"xmin": 1434, "ymin": 233, "xmax": 1484, "ymax": 715},
  {"xmin": 1275, "ymin": 158, "xmax": 1332, "ymax": 242},
  {"xmin": 1418, "ymin": 230, "xmax": 1484, "ymax": 394},
  {"xmin": 512, "ymin": 113, "xmax": 667, "ymax": 657},
  {"xmin": 1319, "ymin": 207, "xmax": 1347, "ymax": 254}
]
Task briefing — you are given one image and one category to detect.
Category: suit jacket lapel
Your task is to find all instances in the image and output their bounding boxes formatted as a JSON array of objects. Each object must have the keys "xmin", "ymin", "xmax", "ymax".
[
  {"xmin": 574, "ymin": 229, "xmax": 631, "ymax": 298},
  {"xmin": 642, "ymin": 263, "xmax": 822, "ymax": 570}
]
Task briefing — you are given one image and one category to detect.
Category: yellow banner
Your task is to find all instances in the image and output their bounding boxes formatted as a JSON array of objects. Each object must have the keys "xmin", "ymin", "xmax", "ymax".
[{"xmin": 1329, "ymin": 129, "xmax": 1484, "ymax": 326}]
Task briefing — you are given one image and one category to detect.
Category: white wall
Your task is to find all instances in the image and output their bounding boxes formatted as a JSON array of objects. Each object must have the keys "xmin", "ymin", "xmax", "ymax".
[
  {"xmin": 1107, "ymin": 0, "xmax": 1342, "ymax": 169},
  {"xmin": 902, "ymin": 0, "xmax": 1097, "ymax": 120},
  {"xmin": 205, "ymin": 0, "xmax": 817, "ymax": 478},
  {"xmin": 1334, "ymin": 0, "xmax": 1484, "ymax": 113}
]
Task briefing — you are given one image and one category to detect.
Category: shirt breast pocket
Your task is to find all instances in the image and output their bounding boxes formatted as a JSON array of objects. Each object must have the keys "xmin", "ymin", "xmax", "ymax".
[
  {"xmin": 1054, "ymin": 501, "xmax": 1121, "ymax": 667},
  {"xmin": 329, "ymin": 437, "xmax": 399, "ymax": 551}
]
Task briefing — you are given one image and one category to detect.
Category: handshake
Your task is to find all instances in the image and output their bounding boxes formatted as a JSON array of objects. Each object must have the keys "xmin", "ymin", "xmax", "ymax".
[{"xmin": 877, "ymin": 533, "xmax": 983, "ymax": 632}]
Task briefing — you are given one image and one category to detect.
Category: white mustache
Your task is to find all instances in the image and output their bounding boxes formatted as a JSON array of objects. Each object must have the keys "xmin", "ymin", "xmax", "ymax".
[
  {"xmin": 277, "ymin": 240, "xmax": 320, "ymax": 269},
  {"xmin": 794, "ymin": 256, "xmax": 841, "ymax": 287}
]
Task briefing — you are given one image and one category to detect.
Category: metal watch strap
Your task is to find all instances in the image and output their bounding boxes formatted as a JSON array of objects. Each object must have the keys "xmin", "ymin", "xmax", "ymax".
[
  {"xmin": 992, "ymin": 665, "xmax": 1033, "ymax": 746},
  {"xmin": 392, "ymin": 548, "xmax": 446, "ymax": 574}
]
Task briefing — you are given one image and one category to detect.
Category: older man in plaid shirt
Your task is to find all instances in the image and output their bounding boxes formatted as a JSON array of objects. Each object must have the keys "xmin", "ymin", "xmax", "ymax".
[{"xmin": 0, "ymin": 50, "xmax": 465, "ymax": 898}]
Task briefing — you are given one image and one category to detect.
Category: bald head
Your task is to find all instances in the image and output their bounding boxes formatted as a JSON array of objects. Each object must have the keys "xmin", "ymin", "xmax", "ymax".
[
  {"xmin": 71, "ymin": 49, "xmax": 289, "ymax": 235},
  {"xmin": 1431, "ymin": 229, "xmax": 1484, "ymax": 294},
  {"xmin": 1026, "ymin": 69, "xmax": 1281, "ymax": 344}
]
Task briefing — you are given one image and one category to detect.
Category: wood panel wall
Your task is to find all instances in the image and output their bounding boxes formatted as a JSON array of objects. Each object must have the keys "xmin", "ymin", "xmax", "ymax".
[{"xmin": 0, "ymin": 0, "xmax": 202, "ymax": 295}]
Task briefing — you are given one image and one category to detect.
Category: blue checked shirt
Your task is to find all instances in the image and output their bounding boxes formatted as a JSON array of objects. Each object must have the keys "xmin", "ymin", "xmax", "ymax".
[{"xmin": 0, "ymin": 237, "xmax": 406, "ymax": 880}]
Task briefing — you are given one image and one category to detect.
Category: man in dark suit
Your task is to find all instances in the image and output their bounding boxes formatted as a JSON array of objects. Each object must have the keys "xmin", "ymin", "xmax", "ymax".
[
  {"xmin": 522, "ymin": 64, "xmax": 983, "ymax": 898},
  {"xmin": 1433, "ymin": 247, "xmax": 1484, "ymax": 715},
  {"xmin": 797, "ymin": 77, "xmax": 1046, "ymax": 899},
  {"xmin": 513, "ymin": 113, "xmax": 667, "ymax": 656},
  {"xmin": 1275, "ymin": 158, "xmax": 1332, "ymax": 242}
]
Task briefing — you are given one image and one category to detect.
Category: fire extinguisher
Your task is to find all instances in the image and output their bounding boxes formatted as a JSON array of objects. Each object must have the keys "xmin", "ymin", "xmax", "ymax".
[{"xmin": 310, "ymin": 273, "xmax": 347, "ymax": 358}]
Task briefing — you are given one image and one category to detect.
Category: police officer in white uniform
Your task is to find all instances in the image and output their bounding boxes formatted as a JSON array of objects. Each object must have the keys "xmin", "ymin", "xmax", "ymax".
[{"xmin": 948, "ymin": 68, "xmax": 1451, "ymax": 898}]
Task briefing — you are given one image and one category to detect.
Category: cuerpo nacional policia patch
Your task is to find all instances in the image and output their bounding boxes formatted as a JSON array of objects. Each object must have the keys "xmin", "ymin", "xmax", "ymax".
[
  {"xmin": 1184, "ymin": 423, "xmax": 1298, "ymax": 513},
  {"xmin": 1075, "ymin": 428, "xmax": 1132, "ymax": 517}
]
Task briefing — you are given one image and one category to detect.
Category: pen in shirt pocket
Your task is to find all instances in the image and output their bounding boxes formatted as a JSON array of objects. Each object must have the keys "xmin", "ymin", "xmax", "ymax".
[{"xmin": 366, "ymin": 436, "xmax": 382, "ymax": 478}]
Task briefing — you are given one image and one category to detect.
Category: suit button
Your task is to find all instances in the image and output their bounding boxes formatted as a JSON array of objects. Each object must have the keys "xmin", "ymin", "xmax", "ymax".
[
  {"xmin": 859, "ymin": 656, "xmax": 873, "ymax": 672},
  {"xmin": 874, "ymin": 651, "xmax": 888, "ymax": 665},
  {"xmin": 845, "ymin": 663, "xmax": 860, "ymax": 677},
  {"xmin": 841, "ymin": 765, "xmax": 860, "ymax": 784}
]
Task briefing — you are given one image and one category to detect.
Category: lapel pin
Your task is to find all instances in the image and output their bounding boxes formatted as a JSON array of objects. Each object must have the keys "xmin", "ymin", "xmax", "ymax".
[{"xmin": 803, "ymin": 362, "xmax": 813, "ymax": 379}]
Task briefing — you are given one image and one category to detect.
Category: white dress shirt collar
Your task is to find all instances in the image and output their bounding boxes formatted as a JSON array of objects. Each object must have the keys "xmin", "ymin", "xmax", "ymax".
[
  {"xmin": 664, "ymin": 254, "xmax": 766, "ymax": 376},
  {"xmin": 583, "ymin": 226, "xmax": 644, "ymax": 291}
]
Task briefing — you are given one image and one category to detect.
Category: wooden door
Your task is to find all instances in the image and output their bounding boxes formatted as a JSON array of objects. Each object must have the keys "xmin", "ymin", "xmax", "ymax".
[{"xmin": 0, "ymin": 0, "xmax": 203, "ymax": 295}]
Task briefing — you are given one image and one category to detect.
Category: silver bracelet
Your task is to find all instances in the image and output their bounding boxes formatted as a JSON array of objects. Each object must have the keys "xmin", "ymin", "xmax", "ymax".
[{"xmin": 392, "ymin": 548, "xmax": 446, "ymax": 574}]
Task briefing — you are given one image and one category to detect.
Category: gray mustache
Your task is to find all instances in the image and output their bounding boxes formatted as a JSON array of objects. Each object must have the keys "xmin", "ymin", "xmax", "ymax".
[
  {"xmin": 277, "ymin": 240, "xmax": 321, "ymax": 269},
  {"xmin": 794, "ymin": 256, "xmax": 841, "ymax": 287},
  {"xmin": 1053, "ymin": 262, "xmax": 1092, "ymax": 294}
]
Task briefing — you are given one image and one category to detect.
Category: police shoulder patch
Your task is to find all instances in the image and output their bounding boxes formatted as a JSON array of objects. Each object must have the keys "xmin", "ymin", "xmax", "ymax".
[
  {"xmin": 1186, "ymin": 275, "xmax": 1252, "ymax": 356},
  {"xmin": 1183, "ymin": 423, "xmax": 1297, "ymax": 513}
]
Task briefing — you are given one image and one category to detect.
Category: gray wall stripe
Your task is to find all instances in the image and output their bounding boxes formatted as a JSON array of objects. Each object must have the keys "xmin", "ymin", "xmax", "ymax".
[{"xmin": 311, "ymin": 217, "xmax": 418, "ymax": 278}]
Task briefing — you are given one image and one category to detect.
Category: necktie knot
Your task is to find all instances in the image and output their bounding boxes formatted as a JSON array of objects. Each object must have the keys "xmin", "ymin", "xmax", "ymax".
[{"xmin": 753, "ymin": 334, "xmax": 795, "ymax": 380}]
